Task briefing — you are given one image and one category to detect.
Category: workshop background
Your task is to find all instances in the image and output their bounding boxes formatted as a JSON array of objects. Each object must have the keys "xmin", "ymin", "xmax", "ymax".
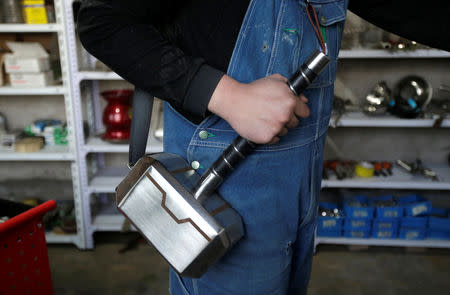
[{"xmin": 0, "ymin": 1, "xmax": 449, "ymax": 294}]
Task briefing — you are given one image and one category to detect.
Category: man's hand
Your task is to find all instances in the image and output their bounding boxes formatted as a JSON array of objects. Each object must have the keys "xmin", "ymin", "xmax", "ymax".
[{"xmin": 208, "ymin": 74, "xmax": 310, "ymax": 144}]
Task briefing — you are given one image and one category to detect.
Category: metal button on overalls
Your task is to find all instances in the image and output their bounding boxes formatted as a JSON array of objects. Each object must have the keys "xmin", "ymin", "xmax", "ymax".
[
  {"xmin": 191, "ymin": 161, "xmax": 200, "ymax": 170},
  {"xmin": 199, "ymin": 130, "xmax": 209, "ymax": 139}
]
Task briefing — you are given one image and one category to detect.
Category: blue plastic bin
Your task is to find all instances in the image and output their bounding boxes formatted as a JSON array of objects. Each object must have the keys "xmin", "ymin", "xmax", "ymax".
[
  {"xmin": 369, "ymin": 195, "xmax": 403, "ymax": 218},
  {"xmin": 428, "ymin": 216, "xmax": 450, "ymax": 231},
  {"xmin": 429, "ymin": 207, "xmax": 448, "ymax": 217},
  {"xmin": 399, "ymin": 228, "xmax": 426, "ymax": 240},
  {"xmin": 400, "ymin": 216, "xmax": 428, "ymax": 229},
  {"xmin": 372, "ymin": 228, "xmax": 398, "ymax": 239},
  {"xmin": 317, "ymin": 229, "xmax": 342, "ymax": 237},
  {"xmin": 344, "ymin": 218, "xmax": 372, "ymax": 230},
  {"xmin": 318, "ymin": 217, "xmax": 344, "ymax": 231},
  {"xmin": 426, "ymin": 229, "xmax": 450, "ymax": 240},
  {"xmin": 373, "ymin": 218, "xmax": 399, "ymax": 230},
  {"xmin": 372, "ymin": 219, "xmax": 399, "ymax": 239},
  {"xmin": 343, "ymin": 196, "xmax": 374, "ymax": 219},
  {"xmin": 397, "ymin": 195, "xmax": 432, "ymax": 216},
  {"xmin": 344, "ymin": 228, "xmax": 371, "ymax": 238}
]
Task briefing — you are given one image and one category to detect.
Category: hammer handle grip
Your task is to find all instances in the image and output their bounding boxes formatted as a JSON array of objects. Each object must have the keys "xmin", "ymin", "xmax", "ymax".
[{"xmin": 194, "ymin": 50, "xmax": 330, "ymax": 201}]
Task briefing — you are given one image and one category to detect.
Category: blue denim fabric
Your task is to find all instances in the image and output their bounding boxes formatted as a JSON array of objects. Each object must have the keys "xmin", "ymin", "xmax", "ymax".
[{"xmin": 166, "ymin": 0, "xmax": 348, "ymax": 294}]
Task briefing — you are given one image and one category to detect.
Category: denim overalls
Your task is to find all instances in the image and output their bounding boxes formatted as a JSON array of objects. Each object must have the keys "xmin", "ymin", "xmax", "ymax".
[{"xmin": 166, "ymin": 0, "xmax": 348, "ymax": 294}]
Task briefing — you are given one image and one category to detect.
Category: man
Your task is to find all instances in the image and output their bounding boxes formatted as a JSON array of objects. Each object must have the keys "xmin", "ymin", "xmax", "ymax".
[{"xmin": 77, "ymin": 1, "xmax": 449, "ymax": 294}]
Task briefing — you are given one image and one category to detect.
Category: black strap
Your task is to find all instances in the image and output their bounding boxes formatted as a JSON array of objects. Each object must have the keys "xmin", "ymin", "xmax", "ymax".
[{"xmin": 128, "ymin": 88, "xmax": 154, "ymax": 167}]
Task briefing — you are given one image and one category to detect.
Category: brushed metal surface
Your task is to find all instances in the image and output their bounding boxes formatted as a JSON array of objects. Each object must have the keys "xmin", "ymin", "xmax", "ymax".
[
  {"xmin": 117, "ymin": 153, "xmax": 244, "ymax": 277},
  {"xmin": 306, "ymin": 51, "xmax": 330, "ymax": 75}
]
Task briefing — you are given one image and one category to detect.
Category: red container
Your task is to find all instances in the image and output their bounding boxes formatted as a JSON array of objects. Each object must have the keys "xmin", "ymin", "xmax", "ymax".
[
  {"xmin": 101, "ymin": 89, "xmax": 133, "ymax": 142},
  {"xmin": 0, "ymin": 200, "xmax": 57, "ymax": 295}
]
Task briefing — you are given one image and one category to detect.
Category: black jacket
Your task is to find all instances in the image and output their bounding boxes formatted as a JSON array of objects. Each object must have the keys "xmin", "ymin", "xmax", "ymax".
[{"xmin": 77, "ymin": 0, "xmax": 450, "ymax": 123}]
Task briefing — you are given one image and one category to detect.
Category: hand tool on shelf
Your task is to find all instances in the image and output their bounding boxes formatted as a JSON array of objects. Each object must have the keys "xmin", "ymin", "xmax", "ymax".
[
  {"xmin": 397, "ymin": 159, "xmax": 438, "ymax": 181},
  {"xmin": 116, "ymin": 50, "xmax": 330, "ymax": 278}
]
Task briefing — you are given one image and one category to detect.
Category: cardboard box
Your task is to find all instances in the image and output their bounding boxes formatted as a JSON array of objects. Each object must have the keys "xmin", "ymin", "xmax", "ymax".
[
  {"xmin": 0, "ymin": 34, "xmax": 17, "ymax": 86},
  {"xmin": 4, "ymin": 42, "xmax": 50, "ymax": 73},
  {"xmin": 9, "ymin": 71, "xmax": 54, "ymax": 87}
]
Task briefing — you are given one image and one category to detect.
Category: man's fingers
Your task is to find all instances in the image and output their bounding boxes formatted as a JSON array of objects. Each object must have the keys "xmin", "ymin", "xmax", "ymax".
[
  {"xmin": 268, "ymin": 136, "xmax": 280, "ymax": 145},
  {"xmin": 299, "ymin": 94, "xmax": 308, "ymax": 103},
  {"xmin": 294, "ymin": 100, "xmax": 310, "ymax": 118},
  {"xmin": 277, "ymin": 127, "xmax": 288, "ymax": 137},
  {"xmin": 286, "ymin": 115, "xmax": 299, "ymax": 129},
  {"xmin": 271, "ymin": 73, "xmax": 288, "ymax": 82}
]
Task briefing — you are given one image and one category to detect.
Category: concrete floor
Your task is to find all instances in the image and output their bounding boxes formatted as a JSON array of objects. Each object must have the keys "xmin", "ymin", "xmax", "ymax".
[{"xmin": 48, "ymin": 233, "xmax": 450, "ymax": 295}]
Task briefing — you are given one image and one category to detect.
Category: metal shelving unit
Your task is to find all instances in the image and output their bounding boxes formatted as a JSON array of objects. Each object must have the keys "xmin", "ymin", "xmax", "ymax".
[
  {"xmin": 330, "ymin": 112, "xmax": 450, "ymax": 128},
  {"xmin": 78, "ymin": 71, "xmax": 123, "ymax": 81},
  {"xmin": 82, "ymin": 136, "xmax": 162, "ymax": 154},
  {"xmin": 0, "ymin": 23, "xmax": 62, "ymax": 32},
  {"xmin": 0, "ymin": 145, "xmax": 74, "ymax": 161},
  {"xmin": 0, "ymin": 0, "xmax": 87, "ymax": 247},
  {"xmin": 45, "ymin": 232, "xmax": 79, "ymax": 244},
  {"xmin": 316, "ymin": 237, "xmax": 450, "ymax": 248},
  {"xmin": 319, "ymin": 50, "xmax": 450, "ymax": 249},
  {"xmin": 0, "ymin": 86, "xmax": 67, "ymax": 95},
  {"xmin": 57, "ymin": 0, "xmax": 450, "ymax": 249},
  {"xmin": 322, "ymin": 165, "xmax": 450, "ymax": 190},
  {"xmin": 62, "ymin": 0, "xmax": 165, "ymax": 248},
  {"xmin": 338, "ymin": 49, "xmax": 450, "ymax": 59}
]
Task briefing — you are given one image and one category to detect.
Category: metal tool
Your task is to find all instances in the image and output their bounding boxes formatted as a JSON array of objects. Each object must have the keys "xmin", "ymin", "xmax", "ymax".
[
  {"xmin": 116, "ymin": 50, "xmax": 330, "ymax": 278},
  {"xmin": 397, "ymin": 159, "xmax": 438, "ymax": 181},
  {"xmin": 390, "ymin": 76, "xmax": 433, "ymax": 118},
  {"xmin": 363, "ymin": 81, "xmax": 391, "ymax": 116},
  {"xmin": 331, "ymin": 97, "xmax": 346, "ymax": 128}
]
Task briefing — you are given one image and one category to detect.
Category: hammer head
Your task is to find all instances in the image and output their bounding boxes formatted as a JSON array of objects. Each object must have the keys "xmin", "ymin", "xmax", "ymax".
[{"xmin": 116, "ymin": 153, "xmax": 244, "ymax": 277}]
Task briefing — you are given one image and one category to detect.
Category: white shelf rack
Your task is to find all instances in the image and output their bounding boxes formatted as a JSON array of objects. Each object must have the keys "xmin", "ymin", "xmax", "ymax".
[
  {"xmin": 0, "ymin": 0, "xmax": 88, "ymax": 249},
  {"xmin": 0, "ymin": 23, "xmax": 61, "ymax": 32},
  {"xmin": 338, "ymin": 49, "xmax": 450, "ymax": 59},
  {"xmin": 45, "ymin": 232, "xmax": 79, "ymax": 244},
  {"xmin": 330, "ymin": 112, "xmax": 450, "ymax": 128},
  {"xmin": 0, "ymin": 86, "xmax": 66, "ymax": 95},
  {"xmin": 322, "ymin": 165, "xmax": 450, "ymax": 190},
  {"xmin": 0, "ymin": 145, "xmax": 73, "ymax": 161},
  {"xmin": 316, "ymin": 237, "xmax": 450, "ymax": 248},
  {"xmin": 77, "ymin": 71, "xmax": 123, "ymax": 81},
  {"xmin": 88, "ymin": 166, "xmax": 128, "ymax": 194},
  {"xmin": 83, "ymin": 136, "xmax": 163, "ymax": 154},
  {"xmin": 92, "ymin": 214, "xmax": 134, "ymax": 232}
]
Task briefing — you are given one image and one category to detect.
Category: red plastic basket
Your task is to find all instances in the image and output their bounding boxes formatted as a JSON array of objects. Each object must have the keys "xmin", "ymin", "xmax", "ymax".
[{"xmin": 0, "ymin": 200, "xmax": 57, "ymax": 295}]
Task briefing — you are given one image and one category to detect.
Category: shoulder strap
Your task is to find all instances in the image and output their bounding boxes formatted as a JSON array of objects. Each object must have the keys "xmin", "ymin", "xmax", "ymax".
[{"xmin": 128, "ymin": 88, "xmax": 154, "ymax": 167}]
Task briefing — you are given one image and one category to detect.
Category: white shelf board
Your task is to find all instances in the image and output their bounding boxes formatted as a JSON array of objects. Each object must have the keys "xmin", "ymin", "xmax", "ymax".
[
  {"xmin": 83, "ymin": 136, "xmax": 163, "ymax": 154},
  {"xmin": 321, "ymin": 165, "xmax": 450, "ymax": 190},
  {"xmin": 316, "ymin": 237, "xmax": 450, "ymax": 248},
  {"xmin": 92, "ymin": 214, "xmax": 136, "ymax": 232},
  {"xmin": 45, "ymin": 232, "xmax": 78, "ymax": 244},
  {"xmin": 330, "ymin": 112, "xmax": 450, "ymax": 128},
  {"xmin": 77, "ymin": 71, "xmax": 123, "ymax": 81},
  {"xmin": 0, "ymin": 145, "xmax": 74, "ymax": 161},
  {"xmin": 0, "ymin": 23, "xmax": 61, "ymax": 32},
  {"xmin": 89, "ymin": 166, "xmax": 129, "ymax": 193},
  {"xmin": 338, "ymin": 49, "xmax": 450, "ymax": 59},
  {"xmin": 0, "ymin": 86, "xmax": 66, "ymax": 95}
]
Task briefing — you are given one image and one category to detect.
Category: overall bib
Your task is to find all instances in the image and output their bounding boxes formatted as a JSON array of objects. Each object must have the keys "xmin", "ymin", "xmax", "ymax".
[{"xmin": 165, "ymin": 0, "xmax": 348, "ymax": 294}]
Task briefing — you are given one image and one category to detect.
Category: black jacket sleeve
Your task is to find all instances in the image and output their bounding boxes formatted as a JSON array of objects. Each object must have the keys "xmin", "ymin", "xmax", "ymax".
[
  {"xmin": 349, "ymin": 0, "xmax": 450, "ymax": 52},
  {"xmin": 77, "ymin": 0, "xmax": 224, "ymax": 119}
]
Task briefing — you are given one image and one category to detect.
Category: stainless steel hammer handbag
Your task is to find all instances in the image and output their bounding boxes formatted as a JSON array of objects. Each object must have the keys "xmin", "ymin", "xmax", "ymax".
[{"xmin": 116, "ymin": 50, "xmax": 329, "ymax": 278}]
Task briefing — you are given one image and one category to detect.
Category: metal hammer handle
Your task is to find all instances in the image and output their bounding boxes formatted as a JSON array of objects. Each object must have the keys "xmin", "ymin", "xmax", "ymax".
[{"xmin": 193, "ymin": 50, "xmax": 330, "ymax": 202}]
